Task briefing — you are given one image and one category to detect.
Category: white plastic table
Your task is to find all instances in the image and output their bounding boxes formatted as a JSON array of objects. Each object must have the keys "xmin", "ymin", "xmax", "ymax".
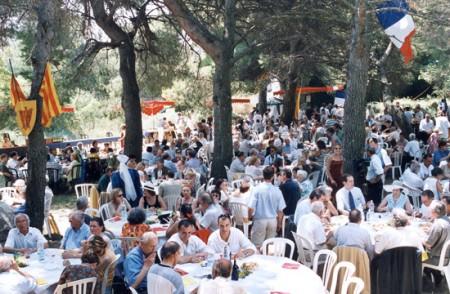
[{"xmin": 177, "ymin": 254, "xmax": 326, "ymax": 294}]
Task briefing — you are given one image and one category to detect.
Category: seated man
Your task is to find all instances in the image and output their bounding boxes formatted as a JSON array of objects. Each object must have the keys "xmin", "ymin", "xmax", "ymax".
[
  {"xmin": 297, "ymin": 202, "xmax": 331, "ymax": 251},
  {"xmin": 374, "ymin": 209, "xmax": 424, "ymax": 254},
  {"xmin": 168, "ymin": 220, "xmax": 211, "ymax": 264},
  {"xmin": 335, "ymin": 209, "xmax": 374, "ymax": 259},
  {"xmin": 61, "ymin": 211, "xmax": 90, "ymax": 250},
  {"xmin": 336, "ymin": 174, "xmax": 366, "ymax": 215},
  {"xmin": 420, "ymin": 190, "xmax": 439, "ymax": 220},
  {"xmin": 124, "ymin": 232, "xmax": 158, "ymax": 294},
  {"xmin": 4, "ymin": 213, "xmax": 48, "ymax": 254},
  {"xmin": 76, "ymin": 196, "xmax": 91, "ymax": 226},
  {"xmin": 293, "ymin": 188, "xmax": 325, "ymax": 225},
  {"xmin": 197, "ymin": 259, "xmax": 246, "ymax": 294},
  {"xmin": 0, "ymin": 256, "xmax": 37, "ymax": 293},
  {"xmin": 197, "ymin": 193, "xmax": 223, "ymax": 232},
  {"xmin": 148, "ymin": 241, "xmax": 185, "ymax": 294},
  {"xmin": 208, "ymin": 214, "xmax": 256, "ymax": 259}
]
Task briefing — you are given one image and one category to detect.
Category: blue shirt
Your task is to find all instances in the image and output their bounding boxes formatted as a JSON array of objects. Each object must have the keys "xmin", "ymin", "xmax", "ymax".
[
  {"xmin": 366, "ymin": 154, "xmax": 383, "ymax": 181},
  {"xmin": 164, "ymin": 160, "xmax": 177, "ymax": 174},
  {"xmin": 61, "ymin": 223, "xmax": 90, "ymax": 250},
  {"xmin": 250, "ymin": 182, "xmax": 286, "ymax": 220},
  {"xmin": 124, "ymin": 247, "xmax": 147, "ymax": 289},
  {"xmin": 433, "ymin": 149, "xmax": 449, "ymax": 167}
]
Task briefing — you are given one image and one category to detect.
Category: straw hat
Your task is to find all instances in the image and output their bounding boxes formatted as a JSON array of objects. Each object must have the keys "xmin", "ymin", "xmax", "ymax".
[
  {"xmin": 383, "ymin": 180, "xmax": 404, "ymax": 193},
  {"xmin": 143, "ymin": 182, "xmax": 157, "ymax": 194}
]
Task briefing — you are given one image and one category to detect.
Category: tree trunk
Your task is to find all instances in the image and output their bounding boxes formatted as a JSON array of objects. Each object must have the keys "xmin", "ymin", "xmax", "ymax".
[
  {"xmin": 119, "ymin": 42, "xmax": 143, "ymax": 161},
  {"xmin": 26, "ymin": 0, "xmax": 54, "ymax": 230},
  {"xmin": 258, "ymin": 83, "xmax": 267, "ymax": 115},
  {"xmin": 211, "ymin": 55, "xmax": 233, "ymax": 179},
  {"xmin": 343, "ymin": 0, "xmax": 369, "ymax": 174},
  {"xmin": 282, "ymin": 71, "xmax": 297, "ymax": 126}
]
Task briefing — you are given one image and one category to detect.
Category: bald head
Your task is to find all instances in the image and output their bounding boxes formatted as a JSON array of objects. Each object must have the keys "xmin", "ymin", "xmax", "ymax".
[{"xmin": 212, "ymin": 259, "xmax": 232, "ymax": 278}]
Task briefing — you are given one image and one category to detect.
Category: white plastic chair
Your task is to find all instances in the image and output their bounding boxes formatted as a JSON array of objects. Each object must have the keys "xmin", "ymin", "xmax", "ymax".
[
  {"xmin": 75, "ymin": 183, "xmax": 96, "ymax": 198},
  {"xmin": 119, "ymin": 236, "xmax": 141, "ymax": 255},
  {"xmin": 224, "ymin": 165, "xmax": 232, "ymax": 182},
  {"xmin": 164, "ymin": 195, "xmax": 180, "ymax": 211},
  {"xmin": 0, "ymin": 187, "xmax": 15, "ymax": 202},
  {"xmin": 147, "ymin": 273, "xmax": 175, "ymax": 294},
  {"xmin": 99, "ymin": 203, "xmax": 112, "ymax": 221},
  {"xmin": 291, "ymin": 231, "xmax": 315, "ymax": 268},
  {"xmin": 228, "ymin": 202, "xmax": 252, "ymax": 238},
  {"xmin": 85, "ymin": 208, "xmax": 100, "ymax": 217},
  {"xmin": 54, "ymin": 277, "xmax": 97, "ymax": 294},
  {"xmin": 422, "ymin": 239, "xmax": 450, "ymax": 286},
  {"xmin": 313, "ymin": 249, "xmax": 338, "ymax": 289},
  {"xmin": 196, "ymin": 184, "xmax": 206, "ymax": 198},
  {"xmin": 403, "ymin": 183, "xmax": 422, "ymax": 209},
  {"xmin": 342, "ymin": 276, "xmax": 365, "ymax": 294},
  {"xmin": 308, "ymin": 171, "xmax": 321, "ymax": 188},
  {"xmin": 261, "ymin": 237, "xmax": 295, "ymax": 260},
  {"xmin": 129, "ymin": 287, "xmax": 138, "ymax": 294},
  {"xmin": 101, "ymin": 254, "xmax": 120, "ymax": 294},
  {"xmin": 231, "ymin": 179, "xmax": 243, "ymax": 189},
  {"xmin": 391, "ymin": 151, "xmax": 403, "ymax": 179},
  {"xmin": 207, "ymin": 177, "xmax": 215, "ymax": 188},
  {"xmin": 329, "ymin": 261, "xmax": 356, "ymax": 294}
]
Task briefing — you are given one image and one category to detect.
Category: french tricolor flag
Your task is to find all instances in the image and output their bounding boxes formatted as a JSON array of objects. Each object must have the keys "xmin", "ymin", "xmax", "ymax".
[{"xmin": 376, "ymin": 0, "xmax": 416, "ymax": 64}]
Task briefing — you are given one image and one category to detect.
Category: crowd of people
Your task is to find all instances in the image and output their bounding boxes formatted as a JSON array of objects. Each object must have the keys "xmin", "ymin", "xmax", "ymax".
[{"xmin": 1, "ymin": 99, "xmax": 450, "ymax": 292}]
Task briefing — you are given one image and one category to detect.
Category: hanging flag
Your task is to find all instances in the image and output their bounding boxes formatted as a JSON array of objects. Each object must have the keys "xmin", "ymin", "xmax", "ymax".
[
  {"xmin": 10, "ymin": 74, "xmax": 27, "ymax": 107},
  {"xmin": 39, "ymin": 63, "xmax": 62, "ymax": 127},
  {"xmin": 334, "ymin": 90, "xmax": 346, "ymax": 106},
  {"xmin": 15, "ymin": 100, "xmax": 37, "ymax": 136},
  {"xmin": 376, "ymin": 0, "xmax": 416, "ymax": 63}
]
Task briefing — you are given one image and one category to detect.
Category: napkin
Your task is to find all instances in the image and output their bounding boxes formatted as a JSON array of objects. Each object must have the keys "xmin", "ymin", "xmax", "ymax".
[
  {"xmin": 270, "ymin": 292, "xmax": 289, "ymax": 294},
  {"xmin": 281, "ymin": 263, "xmax": 299, "ymax": 269},
  {"xmin": 36, "ymin": 278, "xmax": 48, "ymax": 285}
]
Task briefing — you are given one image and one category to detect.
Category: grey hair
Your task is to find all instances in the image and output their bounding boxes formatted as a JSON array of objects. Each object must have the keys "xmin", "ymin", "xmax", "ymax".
[
  {"xmin": 0, "ymin": 256, "xmax": 13, "ymax": 273},
  {"xmin": 76, "ymin": 196, "xmax": 89, "ymax": 210},
  {"xmin": 198, "ymin": 192, "xmax": 214, "ymax": 205},
  {"xmin": 410, "ymin": 161, "xmax": 420, "ymax": 173},
  {"xmin": 70, "ymin": 210, "xmax": 85, "ymax": 223},
  {"xmin": 409, "ymin": 133, "xmax": 416, "ymax": 140},
  {"xmin": 431, "ymin": 201, "xmax": 446, "ymax": 217},
  {"xmin": 392, "ymin": 208, "xmax": 409, "ymax": 227},
  {"xmin": 140, "ymin": 231, "xmax": 158, "ymax": 244},
  {"xmin": 14, "ymin": 213, "xmax": 30, "ymax": 227},
  {"xmin": 311, "ymin": 201, "xmax": 324, "ymax": 215},
  {"xmin": 297, "ymin": 170, "xmax": 308, "ymax": 179}
]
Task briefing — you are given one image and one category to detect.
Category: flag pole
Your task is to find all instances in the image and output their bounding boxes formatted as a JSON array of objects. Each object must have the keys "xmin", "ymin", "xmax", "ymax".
[{"xmin": 8, "ymin": 59, "xmax": 15, "ymax": 76}]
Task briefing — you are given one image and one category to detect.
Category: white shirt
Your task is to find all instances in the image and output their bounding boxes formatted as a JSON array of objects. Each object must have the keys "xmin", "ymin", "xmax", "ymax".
[
  {"xmin": 419, "ymin": 163, "xmax": 434, "ymax": 179},
  {"xmin": 400, "ymin": 168, "xmax": 424, "ymax": 190},
  {"xmin": 423, "ymin": 177, "xmax": 440, "ymax": 200},
  {"xmin": 207, "ymin": 227, "xmax": 256, "ymax": 255},
  {"xmin": 336, "ymin": 186, "xmax": 366, "ymax": 213},
  {"xmin": 436, "ymin": 116, "xmax": 450, "ymax": 139},
  {"xmin": 200, "ymin": 204, "xmax": 223, "ymax": 231},
  {"xmin": 296, "ymin": 213, "xmax": 326, "ymax": 250},
  {"xmin": 404, "ymin": 140, "xmax": 421, "ymax": 159},
  {"xmin": 294, "ymin": 198, "xmax": 312, "ymax": 225},
  {"xmin": 5, "ymin": 227, "xmax": 47, "ymax": 249},
  {"xmin": 419, "ymin": 119, "xmax": 434, "ymax": 133},
  {"xmin": 244, "ymin": 165, "xmax": 262, "ymax": 179},
  {"xmin": 421, "ymin": 201, "xmax": 439, "ymax": 219},
  {"xmin": 374, "ymin": 226, "xmax": 424, "ymax": 254},
  {"xmin": 0, "ymin": 270, "xmax": 37, "ymax": 294},
  {"xmin": 168, "ymin": 233, "xmax": 211, "ymax": 257}
]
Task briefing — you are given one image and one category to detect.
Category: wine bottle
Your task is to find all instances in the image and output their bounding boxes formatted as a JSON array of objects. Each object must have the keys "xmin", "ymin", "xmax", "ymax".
[{"xmin": 231, "ymin": 257, "xmax": 239, "ymax": 281}]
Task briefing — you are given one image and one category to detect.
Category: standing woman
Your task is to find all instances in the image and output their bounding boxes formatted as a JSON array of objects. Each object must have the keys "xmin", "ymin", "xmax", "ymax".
[
  {"xmin": 325, "ymin": 144, "xmax": 344, "ymax": 201},
  {"xmin": 176, "ymin": 185, "xmax": 197, "ymax": 211}
]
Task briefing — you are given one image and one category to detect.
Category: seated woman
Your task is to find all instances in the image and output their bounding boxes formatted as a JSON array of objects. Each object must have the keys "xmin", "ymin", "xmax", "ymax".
[
  {"xmin": 89, "ymin": 236, "xmax": 116, "ymax": 292},
  {"xmin": 65, "ymin": 153, "xmax": 80, "ymax": 183},
  {"xmin": 244, "ymin": 156, "xmax": 263, "ymax": 179},
  {"xmin": 59, "ymin": 249, "xmax": 100, "ymax": 294},
  {"xmin": 377, "ymin": 181, "xmax": 413, "ymax": 215},
  {"xmin": 175, "ymin": 185, "xmax": 197, "ymax": 211},
  {"xmin": 138, "ymin": 183, "xmax": 167, "ymax": 211},
  {"xmin": 101, "ymin": 188, "xmax": 131, "ymax": 220},
  {"xmin": 166, "ymin": 204, "xmax": 200, "ymax": 238},
  {"xmin": 321, "ymin": 185, "xmax": 338, "ymax": 220},
  {"xmin": 136, "ymin": 162, "xmax": 148, "ymax": 183}
]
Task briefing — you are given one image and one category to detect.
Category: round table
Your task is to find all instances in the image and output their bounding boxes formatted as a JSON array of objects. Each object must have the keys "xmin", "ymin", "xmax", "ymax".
[
  {"xmin": 176, "ymin": 255, "xmax": 325, "ymax": 294},
  {"xmin": 11, "ymin": 248, "xmax": 80, "ymax": 293}
]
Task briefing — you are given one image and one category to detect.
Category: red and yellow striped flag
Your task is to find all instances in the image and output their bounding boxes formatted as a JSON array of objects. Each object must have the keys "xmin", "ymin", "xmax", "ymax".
[
  {"xmin": 39, "ymin": 63, "xmax": 62, "ymax": 127},
  {"xmin": 10, "ymin": 74, "xmax": 27, "ymax": 107}
]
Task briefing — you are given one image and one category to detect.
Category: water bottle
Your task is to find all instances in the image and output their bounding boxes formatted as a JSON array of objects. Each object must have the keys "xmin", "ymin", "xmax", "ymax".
[
  {"xmin": 121, "ymin": 205, "xmax": 127, "ymax": 219},
  {"xmin": 367, "ymin": 201, "xmax": 375, "ymax": 221},
  {"xmin": 37, "ymin": 241, "xmax": 45, "ymax": 261}
]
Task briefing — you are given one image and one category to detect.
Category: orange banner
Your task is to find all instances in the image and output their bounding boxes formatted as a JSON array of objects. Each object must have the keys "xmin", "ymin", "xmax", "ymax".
[
  {"xmin": 10, "ymin": 75, "xmax": 27, "ymax": 107},
  {"xmin": 39, "ymin": 63, "xmax": 62, "ymax": 127}
]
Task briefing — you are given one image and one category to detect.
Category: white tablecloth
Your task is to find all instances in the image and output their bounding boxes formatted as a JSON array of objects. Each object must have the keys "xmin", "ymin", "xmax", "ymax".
[
  {"xmin": 15, "ymin": 248, "xmax": 80, "ymax": 293},
  {"xmin": 177, "ymin": 255, "xmax": 325, "ymax": 294}
]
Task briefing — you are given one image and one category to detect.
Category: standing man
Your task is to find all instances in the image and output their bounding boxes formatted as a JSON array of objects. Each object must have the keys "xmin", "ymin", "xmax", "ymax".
[
  {"xmin": 278, "ymin": 169, "xmax": 301, "ymax": 220},
  {"xmin": 249, "ymin": 166, "xmax": 286, "ymax": 248},
  {"xmin": 366, "ymin": 147, "xmax": 384, "ymax": 206},
  {"xmin": 111, "ymin": 154, "xmax": 142, "ymax": 207}
]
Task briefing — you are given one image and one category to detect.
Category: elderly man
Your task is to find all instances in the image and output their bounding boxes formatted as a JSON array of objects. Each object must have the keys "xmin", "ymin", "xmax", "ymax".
[
  {"xmin": 403, "ymin": 133, "xmax": 421, "ymax": 166},
  {"xmin": 168, "ymin": 220, "xmax": 211, "ymax": 264},
  {"xmin": 197, "ymin": 259, "xmax": 246, "ymax": 294},
  {"xmin": 76, "ymin": 196, "xmax": 91, "ymax": 225},
  {"xmin": 374, "ymin": 209, "xmax": 424, "ymax": 254},
  {"xmin": 336, "ymin": 174, "xmax": 366, "ymax": 216},
  {"xmin": 249, "ymin": 166, "xmax": 286, "ymax": 247},
  {"xmin": 148, "ymin": 241, "xmax": 184, "ymax": 294},
  {"xmin": 229, "ymin": 152, "xmax": 246, "ymax": 179},
  {"xmin": 294, "ymin": 188, "xmax": 325, "ymax": 225},
  {"xmin": 4, "ymin": 214, "xmax": 48, "ymax": 255},
  {"xmin": 297, "ymin": 202, "xmax": 331, "ymax": 250},
  {"xmin": 61, "ymin": 211, "xmax": 90, "ymax": 250},
  {"xmin": 424, "ymin": 202, "xmax": 450, "ymax": 271},
  {"xmin": 401, "ymin": 161, "xmax": 424, "ymax": 190},
  {"xmin": 208, "ymin": 214, "xmax": 256, "ymax": 259},
  {"xmin": 0, "ymin": 256, "xmax": 37, "ymax": 293},
  {"xmin": 124, "ymin": 232, "xmax": 158, "ymax": 294},
  {"xmin": 198, "ymin": 193, "xmax": 223, "ymax": 232},
  {"xmin": 335, "ymin": 209, "xmax": 374, "ymax": 259},
  {"xmin": 295, "ymin": 170, "xmax": 313, "ymax": 199}
]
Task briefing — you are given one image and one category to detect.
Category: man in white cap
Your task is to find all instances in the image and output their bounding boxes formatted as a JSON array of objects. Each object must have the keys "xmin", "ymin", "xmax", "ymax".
[{"xmin": 111, "ymin": 154, "xmax": 142, "ymax": 207}]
